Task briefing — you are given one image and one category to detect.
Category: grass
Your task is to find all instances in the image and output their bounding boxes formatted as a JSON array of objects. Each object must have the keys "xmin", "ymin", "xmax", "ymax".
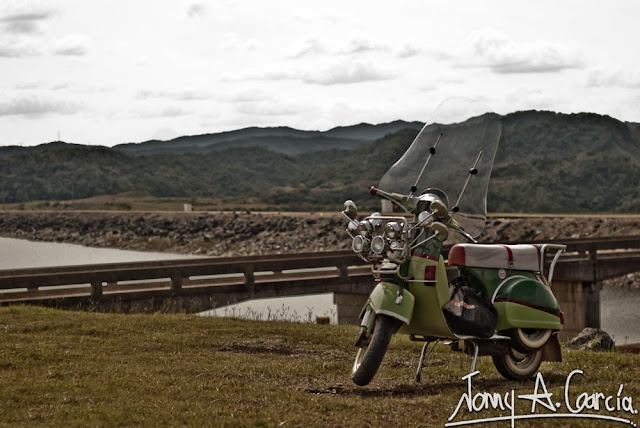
[{"xmin": 1, "ymin": 306, "xmax": 639, "ymax": 427}]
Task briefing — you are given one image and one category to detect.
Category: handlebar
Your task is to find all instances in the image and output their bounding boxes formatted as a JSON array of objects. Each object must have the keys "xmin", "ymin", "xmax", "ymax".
[{"xmin": 370, "ymin": 186, "xmax": 418, "ymax": 213}]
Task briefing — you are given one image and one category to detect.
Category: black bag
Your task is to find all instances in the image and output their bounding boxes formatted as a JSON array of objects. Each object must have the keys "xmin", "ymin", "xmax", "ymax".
[{"xmin": 442, "ymin": 281, "xmax": 497, "ymax": 338}]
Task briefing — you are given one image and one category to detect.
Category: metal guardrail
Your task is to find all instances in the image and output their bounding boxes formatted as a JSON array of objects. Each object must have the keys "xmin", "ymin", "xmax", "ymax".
[
  {"xmin": 0, "ymin": 250, "xmax": 367, "ymax": 304},
  {"xmin": 0, "ymin": 236, "xmax": 639, "ymax": 305}
]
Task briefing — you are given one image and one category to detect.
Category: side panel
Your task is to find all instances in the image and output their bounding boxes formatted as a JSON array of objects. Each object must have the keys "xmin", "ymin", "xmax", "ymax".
[
  {"xmin": 494, "ymin": 278, "xmax": 563, "ymax": 330},
  {"xmin": 460, "ymin": 267, "xmax": 563, "ymax": 331},
  {"xmin": 367, "ymin": 282, "xmax": 415, "ymax": 325},
  {"xmin": 494, "ymin": 302, "xmax": 563, "ymax": 330}
]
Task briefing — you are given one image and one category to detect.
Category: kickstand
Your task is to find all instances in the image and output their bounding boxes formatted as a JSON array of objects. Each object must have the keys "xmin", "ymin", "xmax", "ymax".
[
  {"xmin": 415, "ymin": 340, "xmax": 438, "ymax": 383},
  {"xmin": 469, "ymin": 340, "xmax": 479, "ymax": 374}
]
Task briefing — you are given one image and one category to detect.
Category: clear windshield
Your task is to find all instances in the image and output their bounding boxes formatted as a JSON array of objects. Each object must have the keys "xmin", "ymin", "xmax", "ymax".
[{"xmin": 378, "ymin": 98, "xmax": 501, "ymax": 237}]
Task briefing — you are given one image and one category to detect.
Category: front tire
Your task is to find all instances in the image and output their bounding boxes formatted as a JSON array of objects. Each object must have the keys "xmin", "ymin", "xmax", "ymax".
[
  {"xmin": 492, "ymin": 348, "xmax": 543, "ymax": 381},
  {"xmin": 351, "ymin": 315, "xmax": 402, "ymax": 386}
]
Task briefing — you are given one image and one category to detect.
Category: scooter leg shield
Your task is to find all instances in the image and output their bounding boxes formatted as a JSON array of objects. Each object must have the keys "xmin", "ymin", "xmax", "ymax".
[{"xmin": 365, "ymin": 282, "xmax": 415, "ymax": 325}]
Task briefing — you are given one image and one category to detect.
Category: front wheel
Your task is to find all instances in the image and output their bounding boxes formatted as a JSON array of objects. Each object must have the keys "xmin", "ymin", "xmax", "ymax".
[
  {"xmin": 351, "ymin": 315, "xmax": 402, "ymax": 386},
  {"xmin": 492, "ymin": 348, "xmax": 543, "ymax": 381}
]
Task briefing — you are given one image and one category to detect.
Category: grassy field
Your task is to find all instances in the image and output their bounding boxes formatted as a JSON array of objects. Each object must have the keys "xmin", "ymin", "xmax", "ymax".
[{"xmin": 1, "ymin": 306, "xmax": 639, "ymax": 427}]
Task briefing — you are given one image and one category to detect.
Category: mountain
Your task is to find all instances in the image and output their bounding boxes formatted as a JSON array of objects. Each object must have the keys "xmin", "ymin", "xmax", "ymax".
[
  {"xmin": 0, "ymin": 141, "xmax": 99, "ymax": 159},
  {"xmin": 0, "ymin": 112, "xmax": 638, "ymax": 212},
  {"xmin": 628, "ymin": 122, "xmax": 640, "ymax": 145},
  {"xmin": 113, "ymin": 120, "xmax": 424, "ymax": 156},
  {"xmin": 490, "ymin": 111, "xmax": 640, "ymax": 212}
]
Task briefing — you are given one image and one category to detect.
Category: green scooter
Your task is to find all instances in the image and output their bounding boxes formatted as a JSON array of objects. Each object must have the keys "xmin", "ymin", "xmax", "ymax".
[{"xmin": 342, "ymin": 99, "xmax": 566, "ymax": 386}]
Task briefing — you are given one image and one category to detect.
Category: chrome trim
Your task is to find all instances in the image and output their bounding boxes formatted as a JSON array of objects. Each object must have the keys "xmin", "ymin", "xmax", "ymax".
[
  {"xmin": 371, "ymin": 236, "xmax": 387, "ymax": 255},
  {"xmin": 341, "ymin": 211, "xmax": 359, "ymax": 228},
  {"xmin": 375, "ymin": 309, "xmax": 410, "ymax": 325},
  {"xmin": 371, "ymin": 265, "xmax": 399, "ymax": 275},
  {"xmin": 490, "ymin": 275, "xmax": 528, "ymax": 303},
  {"xmin": 538, "ymin": 244, "xmax": 567, "ymax": 285}
]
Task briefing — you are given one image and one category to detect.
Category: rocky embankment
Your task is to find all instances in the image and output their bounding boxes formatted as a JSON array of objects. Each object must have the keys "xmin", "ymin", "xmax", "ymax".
[
  {"xmin": 0, "ymin": 211, "xmax": 639, "ymax": 258},
  {"xmin": 0, "ymin": 211, "xmax": 348, "ymax": 256}
]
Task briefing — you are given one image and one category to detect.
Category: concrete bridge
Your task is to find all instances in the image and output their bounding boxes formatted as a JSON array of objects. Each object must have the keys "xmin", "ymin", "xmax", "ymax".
[{"xmin": 1, "ymin": 236, "xmax": 639, "ymax": 340}]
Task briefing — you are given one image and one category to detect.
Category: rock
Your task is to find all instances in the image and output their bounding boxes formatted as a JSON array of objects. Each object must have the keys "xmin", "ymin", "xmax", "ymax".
[{"xmin": 567, "ymin": 328, "xmax": 615, "ymax": 351}]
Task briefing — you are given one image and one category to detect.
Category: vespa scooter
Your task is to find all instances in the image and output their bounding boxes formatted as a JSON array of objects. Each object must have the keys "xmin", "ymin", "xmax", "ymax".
[{"xmin": 342, "ymin": 99, "xmax": 565, "ymax": 386}]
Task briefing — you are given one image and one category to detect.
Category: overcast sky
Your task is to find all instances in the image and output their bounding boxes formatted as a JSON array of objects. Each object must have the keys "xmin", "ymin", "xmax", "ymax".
[{"xmin": 1, "ymin": 0, "xmax": 639, "ymax": 147}]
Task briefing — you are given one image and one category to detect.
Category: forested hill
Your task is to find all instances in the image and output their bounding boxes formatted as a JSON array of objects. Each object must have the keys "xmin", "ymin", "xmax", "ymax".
[
  {"xmin": 112, "ymin": 120, "xmax": 425, "ymax": 156},
  {"xmin": 0, "ymin": 111, "xmax": 638, "ymax": 213}
]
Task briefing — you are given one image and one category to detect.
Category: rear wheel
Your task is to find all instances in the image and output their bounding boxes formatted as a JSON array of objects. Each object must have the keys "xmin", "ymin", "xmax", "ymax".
[
  {"xmin": 506, "ymin": 328, "xmax": 552, "ymax": 353},
  {"xmin": 492, "ymin": 348, "xmax": 543, "ymax": 381},
  {"xmin": 351, "ymin": 315, "xmax": 402, "ymax": 386}
]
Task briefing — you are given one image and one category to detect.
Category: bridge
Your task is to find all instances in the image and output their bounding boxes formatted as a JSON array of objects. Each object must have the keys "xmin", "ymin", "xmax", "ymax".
[{"xmin": 1, "ymin": 236, "xmax": 639, "ymax": 340}]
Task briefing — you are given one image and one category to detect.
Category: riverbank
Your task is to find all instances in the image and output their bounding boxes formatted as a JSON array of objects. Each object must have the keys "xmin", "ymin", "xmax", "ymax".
[{"xmin": 0, "ymin": 211, "xmax": 638, "ymax": 257}]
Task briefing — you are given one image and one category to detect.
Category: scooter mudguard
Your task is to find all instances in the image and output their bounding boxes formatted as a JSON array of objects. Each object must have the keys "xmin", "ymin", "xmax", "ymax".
[
  {"xmin": 364, "ymin": 282, "xmax": 415, "ymax": 325},
  {"xmin": 492, "ymin": 276, "xmax": 563, "ymax": 331}
]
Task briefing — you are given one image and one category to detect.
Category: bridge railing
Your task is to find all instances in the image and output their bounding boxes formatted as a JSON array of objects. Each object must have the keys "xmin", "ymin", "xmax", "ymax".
[
  {"xmin": 0, "ymin": 251, "xmax": 367, "ymax": 303},
  {"xmin": 1, "ymin": 236, "xmax": 639, "ymax": 305}
]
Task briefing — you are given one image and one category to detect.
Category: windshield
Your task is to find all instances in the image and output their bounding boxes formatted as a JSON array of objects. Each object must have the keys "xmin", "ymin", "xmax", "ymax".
[{"xmin": 378, "ymin": 98, "xmax": 501, "ymax": 237}]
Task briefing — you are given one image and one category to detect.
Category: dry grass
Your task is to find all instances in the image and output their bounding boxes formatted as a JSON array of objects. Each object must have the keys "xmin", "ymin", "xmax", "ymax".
[{"xmin": 1, "ymin": 306, "xmax": 638, "ymax": 427}]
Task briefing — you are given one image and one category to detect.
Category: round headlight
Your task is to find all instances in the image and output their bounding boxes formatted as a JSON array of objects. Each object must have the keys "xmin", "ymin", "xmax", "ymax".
[
  {"xmin": 371, "ymin": 236, "xmax": 387, "ymax": 255},
  {"xmin": 357, "ymin": 220, "xmax": 373, "ymax": 236},
  {"xmin": 370, "ymin": 212, "xmax": 383, "ymax": 229},
  {"xmin": 384, "ymin": 222, "xmax": 402, "ymax": 239},
  {"xmin": 352, "ymin": 235, "xmax": 369, "ymax": 253}
]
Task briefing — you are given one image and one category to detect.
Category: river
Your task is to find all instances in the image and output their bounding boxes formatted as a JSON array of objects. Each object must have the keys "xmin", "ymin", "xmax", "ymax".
[{"xmin": 0, "ymin": 237, "xmax": 337, "ymax": 323}]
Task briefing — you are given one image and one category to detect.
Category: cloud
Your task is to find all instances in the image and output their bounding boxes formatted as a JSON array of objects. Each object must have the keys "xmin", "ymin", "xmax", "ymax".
[
  {"xmin": 505, "ymin": 88, "xmax": 556, "ymax": 110},
  {"xmin": 587, "ymin": 70, "xmax": 640, "ymax": 89},
  {"xmin": 219, "ymin": 32, "xmax": 257, "ymax": 51},
  {"xmin": 136, "ymin": 89, "xmax": 211, "ymax": 101},
  {"xmin": 397, "ymin": 44, "xmax": 422, "ymax": 58},
  {"xmin": 0, "ymin": 95, "xmax": 79, "ymax": 117},
  {"xmin": 288, "ymin": 39, "xmax": 326, "ymax": 59},
  {"xmin": 186, "ymin": 2, "xmax": 206, "ymax": 18},
  {"xmin": 288, "ymin": 38, "xmax": 386, "ymax": 59},
  {"xmin": 302, "ymin": 62, "xmax": 392, "ymax": 85},
  {"xmin": 339, "ymin": 39, "xmax": 386, "ymax": 55},
  {"xmin": 0, "ymin": 3, "xmax": 53, "ymax": 34},
  {"xmin": 0, "ymin": 9, "xmax": 53, "ymax": 23},
  {"xmin": 0, "ymin": 36, "xmax": 40, "ymax": 57},
  {"xmin": 53, "ymin": 34, "xmax": 89, "ymax": 56},
  {"xmin": 160, "ymin": 106, "xmax": 187, "ymax": 117},
  {"xmin": 226, "ymin": 91, "xmax": 270, "ymax": 103},
  {"xmin": 4, "ymin": 20, "xmax": 38, "ymax": 33},
  {"xmin": 133, "ymin": 106, "xmax": 188, "ymax": 118},
  {"xmin": 463, "ymin": 28, "xmax": 583, "ymax": 74},
  {"xmin": 235, "ymin": 101, "xmax": 304, "ymax": 117},
  {"xmin": 235, "ymin": 61, "xmax": 393, "ymax": 86}
]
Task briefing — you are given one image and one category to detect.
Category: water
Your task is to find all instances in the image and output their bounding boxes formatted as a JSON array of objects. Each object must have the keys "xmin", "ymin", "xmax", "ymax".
[
  {"xmin": 0, "ymin": 237, "xmax": 337, "ymax": 322},
  {"xmin": 600, "ymin": 287, "xmax": 640, "ymax": 345},
  {"xmin": 0, "ymin": 237, "xmax": 197, "ymax": 270},
  {"xmin": 200, "ymin": 293, "xmax": 337, "ymax": 323}
]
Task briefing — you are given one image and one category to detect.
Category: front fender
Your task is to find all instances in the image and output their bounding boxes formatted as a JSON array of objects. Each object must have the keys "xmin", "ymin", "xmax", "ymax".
[{"xmin": 365, "ymin": 282, "xmax": 415, "ymax": 325}]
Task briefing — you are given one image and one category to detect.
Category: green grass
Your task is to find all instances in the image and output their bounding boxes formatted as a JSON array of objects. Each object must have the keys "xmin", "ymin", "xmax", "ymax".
[{"xmin": 1, "ymin": 306, "xmax": 638, "ymax": 427}]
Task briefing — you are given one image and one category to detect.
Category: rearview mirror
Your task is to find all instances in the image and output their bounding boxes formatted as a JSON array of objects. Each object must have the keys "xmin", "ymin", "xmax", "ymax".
[
  {"xmin": 343, "ymin": 200, "xmax": 358, "ymax": 220},
  {"xmin": 430, "ymin": 222, "xmax": 449, "ymax": 242},
  {"xmin": 430, "ymin": 200, "xmax": 448, "ymax": 219}
]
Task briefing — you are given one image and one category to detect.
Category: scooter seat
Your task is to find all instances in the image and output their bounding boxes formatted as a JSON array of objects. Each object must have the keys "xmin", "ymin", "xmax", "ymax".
[{"xmin": 448, "ymin": 244, "xmax": 540, "ymax": 271}]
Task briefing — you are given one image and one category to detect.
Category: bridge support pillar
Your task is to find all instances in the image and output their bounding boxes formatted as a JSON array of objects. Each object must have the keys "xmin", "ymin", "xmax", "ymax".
[
  {"xmin": 552, "ymin": 280, "xmax": 601, "ymax": 341},
  {"xmin": 334, "ymin": 293, "xmax": 367, "ymax": 325}
]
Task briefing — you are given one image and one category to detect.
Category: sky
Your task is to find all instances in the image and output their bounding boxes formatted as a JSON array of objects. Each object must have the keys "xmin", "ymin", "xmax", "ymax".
[{"xmin": 1, "ymin": 0, "xmax": 639, "ymax": 147}]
